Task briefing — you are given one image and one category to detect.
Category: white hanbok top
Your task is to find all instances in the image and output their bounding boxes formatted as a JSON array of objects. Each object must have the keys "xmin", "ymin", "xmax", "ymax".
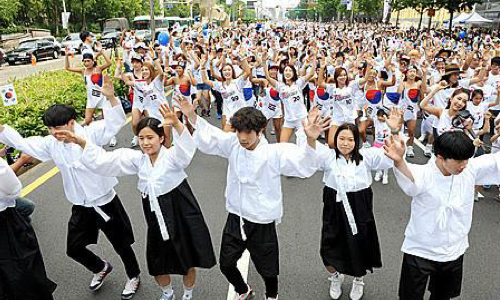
[
  {"xmin": 193, "ymin": 117, "xmax": 317, "ymax": 227},
  {"xmin": 394, "ymin": 155, "xmax": 500, "ymax": 262},
  {"xmin": 79, "ymin": 128, "xmax": 196, "ymax": 241},
  {"xmin": 0, "ymin": 158, "xmax": 21, "ymax": 212},
  {"xmin": 0, "ymin": 104, "xmax": 126, "ymax": 208},
  {"xmin": 315, "ymin": 140, "xmax": 394, "ymax": 234}
]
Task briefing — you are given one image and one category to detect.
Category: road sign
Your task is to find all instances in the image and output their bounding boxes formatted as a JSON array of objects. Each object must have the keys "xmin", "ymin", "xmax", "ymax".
[{"xmin": 340, "ymin": 0, "xmax": 350, "ymax": 4}]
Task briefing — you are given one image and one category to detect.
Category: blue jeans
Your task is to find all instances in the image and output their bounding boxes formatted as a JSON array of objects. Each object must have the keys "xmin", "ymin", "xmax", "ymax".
[{"xmin": 15, "ymin": 197, "xmax": 35, "ymax": 220}]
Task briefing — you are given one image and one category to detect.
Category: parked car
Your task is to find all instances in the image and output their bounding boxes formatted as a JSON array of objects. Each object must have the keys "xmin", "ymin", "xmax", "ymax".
[
  {"xmin": 22, "ymin": 36, "xmax": 62, "ymax": 51},
  {"xmin": 100, "ymin": 31, "xmax": 121, "ymax": 49},
  {"xmin": 61, "ymin": 32, "xmax": 96, "ymax": 54},
  {"xmin": 5, "ymin": 40, "xmax": 60, "ymax": 65}
]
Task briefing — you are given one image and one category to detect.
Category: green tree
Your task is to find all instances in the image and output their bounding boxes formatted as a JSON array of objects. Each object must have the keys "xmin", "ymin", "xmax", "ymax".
[
  {"xmin": 317, "ymin": 0, "xmax": 339, "ymax": 21},
  {"xmin": 356, "ymin": 0, "xmax": 383, "ymax": 20},
  {"xmin": 0, "ymin": 0, "xmax": 21, "ymax": 27}
]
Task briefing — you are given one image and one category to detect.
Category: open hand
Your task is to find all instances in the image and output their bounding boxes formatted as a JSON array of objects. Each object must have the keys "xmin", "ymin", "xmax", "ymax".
[
  {"xmin": 303, "ymin": 106, "xmax": 331, "ymax": 140},
  {"xmin": 158, "ymin": 103, "xmax": 180, "ymax": 127},
  {"xmin": 173, "ymin": 95, "xmax": 198, "ymax": 123},
  {"xmin": 101, "ymin": 74, "xmax": 115, "ymax": 99},
  {"xmin": 386, "ymin": 107, "xmax": 403, "ymax": 133},
  {"xmin": 383, "ymin": 135, "xmax": 405, "ymax": 163}
]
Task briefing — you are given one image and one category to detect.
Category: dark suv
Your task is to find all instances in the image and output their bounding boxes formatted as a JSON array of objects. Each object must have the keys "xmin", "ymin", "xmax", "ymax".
[{"xmin": 5, "ymin": 40, "xmax": 60, "ymax": 65}]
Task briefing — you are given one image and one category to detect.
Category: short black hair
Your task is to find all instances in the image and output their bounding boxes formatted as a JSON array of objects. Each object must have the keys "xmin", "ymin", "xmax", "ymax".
[
  {"xmin": 43, "ymin": 104, "xmax": 77, "ymax": 127},
  {"xmin": 434, "ymin": 131, "xmax": 475, "ymax": 160},
  {"xmin": 230, "ymin": 107, "xmax": 267, "ymax": 133},
  {"xmin": 136, "ymin": 117, "xmax": 164, "ymax": 138},
  {"xmin": 80, "ymin": 31, "xmax": 90, "ymax": 42},
  {"xmin": 491, "ymin": 56, "xmax": 500, "ymax": 66}
]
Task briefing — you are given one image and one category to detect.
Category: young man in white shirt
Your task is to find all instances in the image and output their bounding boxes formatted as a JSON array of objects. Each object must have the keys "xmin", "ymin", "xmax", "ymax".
[
  {"xmin": 384, "ymin": 131, "xmax": 500, "ymax": 300},
  {"xmin": 178, "ymin": 98, "xmax": 329, "ymax": 300},
  {"xmin": 0, "ymin": 76, "xmax": 141, "ymax": 299}
]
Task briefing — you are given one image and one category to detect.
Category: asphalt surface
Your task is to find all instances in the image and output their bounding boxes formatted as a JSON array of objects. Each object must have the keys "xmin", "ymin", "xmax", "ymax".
[
  {"xmin": 17, "ymin": 114, "xmax": 500, "ymax": 300},
  {"xmin": 0, "ymin": 56, "xmax": 65, "ymax": 85}
]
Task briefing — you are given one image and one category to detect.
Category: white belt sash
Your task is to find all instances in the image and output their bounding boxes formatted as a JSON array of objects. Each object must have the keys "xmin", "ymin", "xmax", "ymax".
[
  {"xmin": 143, "ymin": 180, "xmax": 170, "ymax": 241},
  {"xmin": 336, "ymin": 183, "xmax": 358, "ymax": 235}
]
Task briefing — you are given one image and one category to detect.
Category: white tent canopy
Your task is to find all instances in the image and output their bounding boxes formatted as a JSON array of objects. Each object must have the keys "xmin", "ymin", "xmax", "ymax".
[
  {"xmin": 452, "ymin": 12, "xmax": 472, "ymax": 23},
  {"xmin": 463, "ymin": 11, "xmax": 493, "ymax": 24}
]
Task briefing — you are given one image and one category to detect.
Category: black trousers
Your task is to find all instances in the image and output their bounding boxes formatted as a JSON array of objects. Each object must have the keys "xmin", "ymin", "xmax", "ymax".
[
  {"xmin": 66, "ymin": 196, "xmax": 140, "ymax": 279},
  {"xmin": 219, "ymin": 214, "xmax": 279, "ymax": 298},
  {"xmin": 399, "ymin": 253, "xmax": 464, "ymax": 300},
  {"xmin": 211, "ymin": 89, "xmax": 223, "ymax": 115}
]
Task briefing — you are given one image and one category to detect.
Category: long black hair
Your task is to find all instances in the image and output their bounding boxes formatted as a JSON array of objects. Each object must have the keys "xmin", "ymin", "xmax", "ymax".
[{"xmin": 333, "ymin": 123, "xmax": 364, "ymax": 165}]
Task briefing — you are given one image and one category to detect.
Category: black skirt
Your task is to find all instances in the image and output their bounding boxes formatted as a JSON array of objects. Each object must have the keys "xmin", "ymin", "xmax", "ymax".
[
  {"xmin": 320, "ymin": 186, "xmax": 382, "ymax": 277},
  {"xmin": 0, "ymin": 208, "xmax": 56, "ymax": 300},
  {"xmin": 142, "ymin": 179, "xmax": 216, "ymax": 276}
]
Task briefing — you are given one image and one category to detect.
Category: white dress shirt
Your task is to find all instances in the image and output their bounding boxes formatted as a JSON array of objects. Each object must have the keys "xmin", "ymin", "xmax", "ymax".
[
  {"xmin": 193, "ymin": 117, "xmax": 317, "ymax": 232},
  {"xmin": 0, "ymin": 104, "xmax": 126, "ymax": 208},
  {"xmin": 0, "ymin": 158, "xmax": 21, "ymax": 212},
  {"xmin": 80, "ymin": 128, "xmax": 196, "ymax": 241},
  {"xmin": 394, "ymin": 155, "xmax": 500, "ymax": 262}
]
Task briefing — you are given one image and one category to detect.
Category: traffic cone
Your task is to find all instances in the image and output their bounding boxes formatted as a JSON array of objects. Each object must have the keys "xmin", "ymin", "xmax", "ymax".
[{"xmin": 31, "ymin": 55, "xmax": 36, "ymax": 66}]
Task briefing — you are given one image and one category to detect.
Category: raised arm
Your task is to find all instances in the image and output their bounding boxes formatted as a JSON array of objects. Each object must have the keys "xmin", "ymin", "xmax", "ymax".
[
  {"xmin": 55, "ymin": 130, "xmax": 142, "ymax": 177},
  {"xmin": 85, "ymin": 75, "xmax": 126, "ymax": 145},
  {"xmin": 262, "ymin": 51, "xmax": 278, "ymax": 88},
  {"xmin": 0, "ymin": 124, "xmax": 52, "ymax": 162},
  {"xmin": 96, "ymin": 49, "xmax": 112, "ymax": 71},
  {"xmin": 177, "ymin": 95, "xmax": 236, "ymax": 158},
  {"xmin": 419, "ymin": 82, "xmax": 447, "ymax": 118},
  {"xmin": 65, "ymin": 47, "xmax": 84, "ymax": 74},
  {"xmin": 200, "ymin": 55, "xmax": 214, "ymax": 88},
  {"xmin": 317, "ymin": 58, "xmax": 327, "ymax": 88}
]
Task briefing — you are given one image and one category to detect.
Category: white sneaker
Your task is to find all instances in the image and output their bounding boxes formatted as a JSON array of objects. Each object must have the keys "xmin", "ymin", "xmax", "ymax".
[
  {"xmin": 109, "ymin": 136, "xmax": 117, "ymax": 147},
  {"xmin": 182, "ymin": 295, "xmax": 191, "ymax": 300},
  {"xmin": 122, "ymin": 276, "xmax": 140, "ymax": 299},
  {"xmin": 374, "ymin": 171, "xmax": 382, "ymax": 182},
  {"xmin": 131, "ymin": 136, "xmax": 138, "ymax": 147},
  {"xmin": 418, "ymin": 135, "xmax": 425, "ymax": 142},
  {"xmin": 406, "ymin": 146, "xmax": 414, "ymax": 158},
  {"xmin": 89, "ymin": 261, "xmax": 113, "ymax": 291},
  {"xmin": 363, "ymin": 142, "xmax": 371, "ymax": 148},
  {"xmin": 328, "ymin": 273, "xmax": 344, "ymax": 299},
  {"xmin": 349, "ymin": 278, "xmax": 365, "ymax": 300},
  {"xmin": 424, "ymin": 144, "xmax": 432, "ymax": 157},
  {"xmin": 266, "ymin": 296, "xmax": 278, "ymax": 300},
  {"xmin": 382, "ymin": 174, "xmax": 389, "ymax": 185},
  {"xmin": 160, "ymin": 292, "xmax": 175, "ymax": 300}
]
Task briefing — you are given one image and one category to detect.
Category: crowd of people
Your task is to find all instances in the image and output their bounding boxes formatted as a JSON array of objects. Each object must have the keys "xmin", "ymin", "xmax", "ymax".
[{"xmin": 2, "ymin": 19, "xmax": 500, "ymax": 300}]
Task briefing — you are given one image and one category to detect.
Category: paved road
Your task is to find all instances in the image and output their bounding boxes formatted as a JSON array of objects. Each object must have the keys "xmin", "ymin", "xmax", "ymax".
[
  {"xmin": 18, "ymin": 115, "xmax": 500, "ymax": 300},
  {"xmin": 0, "ymin": 56, "xmax": 65, "ymax": 85}
]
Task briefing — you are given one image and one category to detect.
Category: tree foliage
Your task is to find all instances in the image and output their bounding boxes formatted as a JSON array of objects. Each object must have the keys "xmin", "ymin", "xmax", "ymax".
[{"xmin": 0, "ymin": 0, "xmax": 195, "ymax": 35}]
